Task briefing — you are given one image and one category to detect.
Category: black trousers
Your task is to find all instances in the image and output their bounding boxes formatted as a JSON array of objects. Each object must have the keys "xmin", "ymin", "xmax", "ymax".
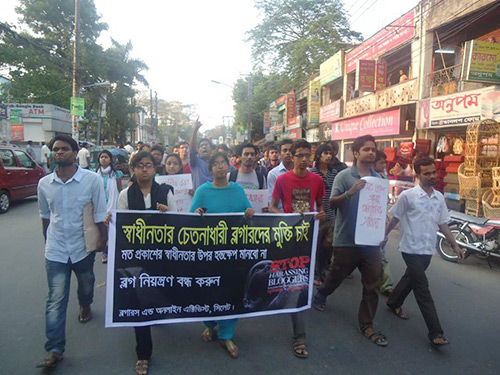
[
  {"xmin": 387, "ymin": 253, "xmax": 443, "ymax": 339},
  {"xmin": 134, "ymin": 326, "xmax": 152, "ymax": 360}
]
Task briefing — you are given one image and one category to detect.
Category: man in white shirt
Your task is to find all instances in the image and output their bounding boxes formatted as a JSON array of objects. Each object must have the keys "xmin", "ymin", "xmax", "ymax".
[
  {"xmin": 382, "ymin": 156, "xmax": 464, "ymax": 347},
  {"xmin": 41, "ymin": 142, "xmax": 51, "ymax": 173},
  {"xmin": 77, "ymin": 142, "xmax": 90, "ymax": 169},
  {"xmin": 228, "ymin": 143, "xmax": 267, "ymax": 190}
]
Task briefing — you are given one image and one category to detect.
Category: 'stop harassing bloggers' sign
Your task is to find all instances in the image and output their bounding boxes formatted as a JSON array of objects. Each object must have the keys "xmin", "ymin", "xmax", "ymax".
[
  {"xmin": 106, "ymin": 212, "xmax": 318, "ymax": 327},
  {"xmin": 355, "ymin": 176, "xmax": 389, "ymax": 246}
]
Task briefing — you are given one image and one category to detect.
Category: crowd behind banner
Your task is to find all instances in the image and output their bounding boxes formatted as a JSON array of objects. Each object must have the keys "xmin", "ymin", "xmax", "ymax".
[{"xmin": 35, "ymin": 128, "xmax": 463, "ymax": 373}]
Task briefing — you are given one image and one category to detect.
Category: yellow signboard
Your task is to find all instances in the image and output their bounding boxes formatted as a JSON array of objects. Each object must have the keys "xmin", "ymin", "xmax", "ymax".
[
  {"xmin": 308, "ymin": 78, "xmax": 321, "ymax": 125},
  {"xmin": 466, "ymin": 40, "xmax": 500, "ymax": 84},
  {"xmin": 320, "ymin": 51, "xmax": 344, "ymax": 86}
]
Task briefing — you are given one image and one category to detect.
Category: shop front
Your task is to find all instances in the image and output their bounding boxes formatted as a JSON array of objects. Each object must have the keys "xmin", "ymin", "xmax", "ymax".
[{"xmin": 417, "ymin": 85, "xmax": 500, "ymax": 209}]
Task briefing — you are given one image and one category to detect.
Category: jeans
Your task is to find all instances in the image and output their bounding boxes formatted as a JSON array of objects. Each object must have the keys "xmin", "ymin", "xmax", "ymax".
[
  {"xmin": 387, "ymin": 253, "xmax": 443, "ymax": 339},
  {"xmin": 318, "ymin": 246, "xmax": 382, "ymax": 327},
  {"xmin": 45, "ymin": 253, "xmax": 95, "ymax": 354}
]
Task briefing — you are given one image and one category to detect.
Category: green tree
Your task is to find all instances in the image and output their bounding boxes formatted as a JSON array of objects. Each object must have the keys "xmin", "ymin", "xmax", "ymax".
[
  {"xmin": 232, "ymin": 72, "xmax": 290, "ymax": 141},
  {"xmin": 0, "ymin": 0, "xmax": 107, "ymax": 107},
  {"xmin": 247, "ymin": 0, "xmax": 362, "ymax": 87}
]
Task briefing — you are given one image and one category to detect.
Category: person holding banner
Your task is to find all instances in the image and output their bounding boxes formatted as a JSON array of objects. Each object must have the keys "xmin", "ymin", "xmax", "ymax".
[
  {"xmin": 382, "ymin": 157, "xmax": 464, "ymax": 347},
  {"xmin": 313, "ymin": 135, "xmax": 389, "ymax": 347},
  {"xmin": 269, "ymin": 139, "xmax": 326, "ymax": 359},
  {"xmin": 190, "ymin": 151, "xmax": 255, "ymax": 359},
  {"xmin": 116, "ymin": 151, "xmax": 176, "ymax": 375}
]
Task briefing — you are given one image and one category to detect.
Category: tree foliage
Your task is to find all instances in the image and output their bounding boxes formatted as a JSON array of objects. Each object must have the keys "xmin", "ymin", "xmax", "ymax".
[
  {"xmin": 232, "ymin": 72, "xmax": 291, "ymax": 142},
  {"xmin": 0, "ymin": 0, "xmax": 150, "ymax": 144},
  {"xmin": 247, "ymin": 0, "xmax": 362, "ymax": 87}
]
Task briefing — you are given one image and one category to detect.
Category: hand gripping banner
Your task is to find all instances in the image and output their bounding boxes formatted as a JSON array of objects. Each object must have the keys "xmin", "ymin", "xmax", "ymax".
[{"xmin": 105, "ymin": 211, "xmax": 318, "ymax": 327}]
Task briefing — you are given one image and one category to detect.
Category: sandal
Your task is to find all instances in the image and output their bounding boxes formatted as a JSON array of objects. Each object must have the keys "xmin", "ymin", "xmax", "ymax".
[
  {"xmin": 388, "ymin": 306, "xmax": 409, "ymax": 320},
  {"xmin": 293, "ymin": 341, "xmax": 309, "ymax": 359},
  {"xmin": 78, "ymin": 306, "xmax": 93, "ymax": 323},
  {"xmin": 201, "ymin": 327, "xmax": 216, "ymax": 342},
  {"xmin": 102, "ymin": 254, "xmax": 108, "ymax": 263},
  {"xmin": 220, "ymin": 339, "xmax": 239, "ymax": 358},
  {"xmin": 359, "ymin": 325, "xmax": 388, "ymax": 347},
  {"xmin": 430, "ymin": 334, "xmax": 450, "ymax": 347},
  {"xmin": 313, "ymin": 295, "xmax": 326, "ymax": 312},
  {"xmin": 36, "ymin": 352, "xmax": 64, "ymax": 368},
  {"xmin": 135, "ymin": 360, "xmax": 150, "ymax": 375}
]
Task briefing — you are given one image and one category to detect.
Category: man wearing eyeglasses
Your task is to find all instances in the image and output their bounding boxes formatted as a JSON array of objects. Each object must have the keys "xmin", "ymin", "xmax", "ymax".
[{"xmin": 269, "ymin": 138, "xmax": 326, "ymax": 359}]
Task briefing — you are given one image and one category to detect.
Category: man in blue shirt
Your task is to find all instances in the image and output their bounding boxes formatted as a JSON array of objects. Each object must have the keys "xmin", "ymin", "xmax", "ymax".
[
  {"xmin": 36, "ymin": 135, "xmax": 107, "ymax": 368},
  {"xmin": 189, "ymin": 119, "xmax": 214, "ymax": 190}
]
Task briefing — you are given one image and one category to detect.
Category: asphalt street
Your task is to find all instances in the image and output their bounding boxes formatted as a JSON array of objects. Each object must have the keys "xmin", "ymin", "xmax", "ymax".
[{"xmin": 1, "ymin": 198, "xmax": 499, "ymax": 375}]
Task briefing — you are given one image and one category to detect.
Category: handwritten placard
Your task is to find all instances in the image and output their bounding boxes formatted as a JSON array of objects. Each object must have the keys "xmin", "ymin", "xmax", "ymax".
[
  {"xmin": 245, "ymin": 189, "xmax": 269, "ymax": 213},
  {"xmin": 355, "ymin": 177, "xmax": 389, "ymax": 246},
  {"xmin": 155, "ymin": 174, "xmax": 193, "ymax": 212}
]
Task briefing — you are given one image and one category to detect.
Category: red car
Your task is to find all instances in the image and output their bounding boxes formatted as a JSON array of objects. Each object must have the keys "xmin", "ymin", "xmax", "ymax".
[{"xmin": 0, "ymin": 146, "xmax": 45, "ymax": 213}]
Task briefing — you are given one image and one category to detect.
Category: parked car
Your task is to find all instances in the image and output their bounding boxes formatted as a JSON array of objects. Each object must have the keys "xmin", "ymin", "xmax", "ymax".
[{"xmin": 0, "ymin": 146, "xmax": 45, "ymax": 213}]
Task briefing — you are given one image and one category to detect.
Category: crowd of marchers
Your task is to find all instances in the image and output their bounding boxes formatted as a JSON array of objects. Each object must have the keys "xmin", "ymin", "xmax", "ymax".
[{"xmin": 35, "ymin": 120, "xmax": 463, "ymax": 375}]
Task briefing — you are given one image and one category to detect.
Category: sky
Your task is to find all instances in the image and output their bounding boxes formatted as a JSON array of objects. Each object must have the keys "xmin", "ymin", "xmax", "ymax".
[{"xmin": 2, "ymin": 0, "xmax": 420, "ymax": 131}]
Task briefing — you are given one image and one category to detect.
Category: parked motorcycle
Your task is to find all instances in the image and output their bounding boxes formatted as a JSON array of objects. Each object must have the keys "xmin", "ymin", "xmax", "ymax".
[{"xmin": 437, "ymin": 210, "xmax": 500, "ymax": 266}]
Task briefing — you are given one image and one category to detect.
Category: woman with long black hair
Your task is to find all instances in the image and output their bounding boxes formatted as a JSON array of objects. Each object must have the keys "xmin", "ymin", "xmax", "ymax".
[
  {"xmin": 190, "ymin": 152, "xmax": 255, "ymax": 359},
  {"xmin": 116, "ymin": 151, "xmax": 175, "ymax": 375},
  {"xmin": 96, "ymin": 150, "xmax": 123, "ymax": 263}
]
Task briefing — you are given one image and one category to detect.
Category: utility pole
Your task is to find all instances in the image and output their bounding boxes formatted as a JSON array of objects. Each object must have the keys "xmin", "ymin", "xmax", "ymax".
[
  {"xmin": 71, "ymin": 0, "xmax": 80, "ymax": 142},
  {"xmin": 154, "ymin": 91, "xmax": 158, "ymax": 142},
  {"xmin": 149, "ymin": 89, "xmax": 153, "ymax": 142}
]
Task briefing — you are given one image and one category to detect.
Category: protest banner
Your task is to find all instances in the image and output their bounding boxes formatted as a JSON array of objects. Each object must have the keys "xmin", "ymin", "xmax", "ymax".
[
  {"xmin": 106, "ymin": 212, "xmax": 318, "ymax": 327},
  {"xmin": 155, "ymin": 174, "xmax": 193, "ymax": 212},
  {"xmin": 245, "ymin": 189, "xmax": 268, "ymax": 213},
  {"xmin": 355, "ymin": 177, "xmax": 389, "ymax": 246}
]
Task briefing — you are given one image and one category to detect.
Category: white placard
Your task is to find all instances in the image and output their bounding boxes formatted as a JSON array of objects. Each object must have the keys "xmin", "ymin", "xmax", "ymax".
[
  {"xmin": 355, "ymin": 176, "xmax": 389, "ymax": 246},
  {"xmin": 245, "ymin": 189, "xmax": 269, "ymax": 213},
  {"xmin": 155, "ymin": 174, "xmax": 193, "ymax": 212}
]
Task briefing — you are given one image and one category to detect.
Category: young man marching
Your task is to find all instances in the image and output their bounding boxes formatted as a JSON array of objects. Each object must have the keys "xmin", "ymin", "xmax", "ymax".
[
  {"xmin": 383, "ymin": 156, "xmax": 464, "ymax": 346},
  {"xmin": 270, "ymin": 139, "xmax": 326, "ymax": 359},
  {"xmin": 37, "ymin": 135, "xmax": 107, "ymax": 368},
  {"xmin": 314, "ymin": 135, "xmax": 389, "ymax": 347}
]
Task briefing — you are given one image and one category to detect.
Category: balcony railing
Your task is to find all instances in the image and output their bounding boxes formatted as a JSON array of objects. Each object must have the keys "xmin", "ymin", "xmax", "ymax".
[
  {"xmin": 343, "ymin": 78, "xmax": 418, "ymax": 118},
  {"xmin": 428, "ymin": 64, "xmax": 462, "ymax": 97}
]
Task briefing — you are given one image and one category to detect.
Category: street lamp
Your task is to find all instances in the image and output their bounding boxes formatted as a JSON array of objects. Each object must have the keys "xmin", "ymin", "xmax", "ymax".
[{"xmin": 211, "ymin": 76, "xmax": 252, "ymax": 141}]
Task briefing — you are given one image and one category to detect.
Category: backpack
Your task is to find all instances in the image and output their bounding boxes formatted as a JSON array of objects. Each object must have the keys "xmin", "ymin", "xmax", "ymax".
[{"xmin": 229, "ymin": 170, "xmax": 265, "ymax": 189}]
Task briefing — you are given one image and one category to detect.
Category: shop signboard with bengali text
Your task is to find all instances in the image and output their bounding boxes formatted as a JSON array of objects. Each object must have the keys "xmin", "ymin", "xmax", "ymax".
[
  {"xmin": 10, "ymin": 109, "xmax": 24, "ymax": 141},
  {"xmin": 346, "ymin": 10, "xmax": 415, "ymax": 74},
  {"xmin": 319, "ymin": 99, "xmax": 342, "ymax": 123},
  {"xmin": 417, "ymin": 87, "xmax": 500, "ymax": 129},
  {"xmin": 286, "ymin": 94, "xmax": 297, "ymax": 126},
  {"xmin": 288, "ymin": 128, "xmax": 302, "ymax": 140},
  {"xmin": 356, "ymin": 60, "xmax": 376, "ymax": 92},
  {"xmin": 70, "ymin": 97, "xmax": 85, "ymax": 116},
  {"xmin": 308, "ymin": 79, "xmax": 321, "ymax": 125},
  {"xmin": 375, "ymin": 60, "xmax": 387, "ymax": 90},
  {"xmin": 331, "ymin": 109, "xmax": 400, "ymax": 140},
  {"xmin": 464, "ymin": 40, "xmax": 500, "ymax": 84},
  {"xmin": 263, "ymin": 112, "xmax": 271, "ymax": 134},
  {"xmin": 276, "ymin": 95, "xmax": 287, "ymax": 112},
  {"xmin": 320, "ymin": 51, "xmax": 344, "ymax": 86}
]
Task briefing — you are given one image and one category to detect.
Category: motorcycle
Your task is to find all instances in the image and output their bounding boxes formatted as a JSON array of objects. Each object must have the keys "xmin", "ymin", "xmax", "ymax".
[{"xmin": 436, "ymin": 210, "xmax": 500, "ymax": 266}]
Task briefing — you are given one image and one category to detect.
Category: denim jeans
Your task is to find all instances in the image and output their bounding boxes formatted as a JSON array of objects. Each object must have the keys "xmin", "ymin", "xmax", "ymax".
[{"xmin": 45, "ymin": 253, "xmax": 95, "ymax": 353}]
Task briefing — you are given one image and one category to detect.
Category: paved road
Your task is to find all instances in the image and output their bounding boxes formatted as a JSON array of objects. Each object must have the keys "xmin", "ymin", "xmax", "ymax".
[{"xmin": 1, "ymin": 198, "xmax": 499, "ymax": 375}]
